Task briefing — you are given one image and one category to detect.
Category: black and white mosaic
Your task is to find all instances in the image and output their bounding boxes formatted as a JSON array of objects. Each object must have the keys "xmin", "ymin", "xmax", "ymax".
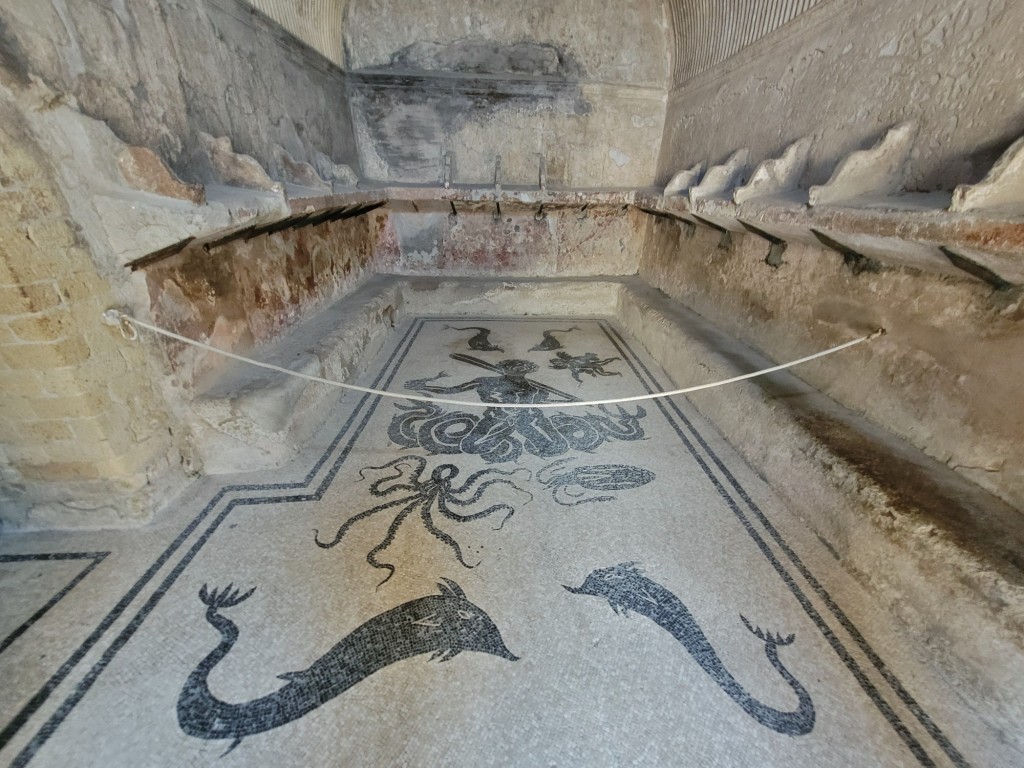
[
  {"xmin": 537, "ymin": 459, "xmax": 654, "ymax": 506},
  {"xmin": 528, "ymin": 327, "xmax": 579, "ymax": 352},
  {"xmin": 0, "ymin": 318, "xmax": 981, "ymax": 768},
  {"xmin": 314, "ymin": 456, "xmax": 530, "ymax": 585},
  {"xmin": 548, "ymin": 351, "xmax": 622, "ymax": 383},
  {"xmin": 443, "ymin": 325, "xmax": 504, "ymax": 352},
  {"xmin": 566, "ymin": 562, "xmax": 814, "ymax": 736},
  {"xmin": 390, "ymin": 354, "xmax": 647, "ymax": 463},
  {"xmin": 177, "ymin": 579, "xmax": 516, "ymax": 751}
]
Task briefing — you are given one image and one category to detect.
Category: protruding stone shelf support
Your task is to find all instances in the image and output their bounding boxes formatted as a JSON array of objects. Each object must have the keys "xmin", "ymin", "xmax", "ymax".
[
  {"xmin": 663, "ymin": 162, "xmax": 703, "ymax": 196},
  {"xmin": 639, "ymin": 121, "xmax": 1024, "ymax": 286},
  {"xmin": 687, "ymin": 149, "xmax": 750, "ymax": 233},
  {"xmin": 951, "ymin": 135, "xmax": 1024, "ymax": 215},
  {"xmin": 733, "ymin": 137, "xmax": 812, "ymax": 205},
  {"xmin": 808, "ymin": 122, "xmax": 917, "ymax": 207},
  {"xmin": 689, "ymin": 149, "xmax": 748, "ymax": 203}
]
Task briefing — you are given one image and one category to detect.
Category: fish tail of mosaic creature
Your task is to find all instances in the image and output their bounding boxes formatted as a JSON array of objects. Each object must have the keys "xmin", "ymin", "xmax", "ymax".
[
  {"xmin": 730, "ymin": 615, "xmax": 815, "ymax": 736},
  {"xmin": 177, "ymin": 584, "xmax": 259, "ymax": 752}
]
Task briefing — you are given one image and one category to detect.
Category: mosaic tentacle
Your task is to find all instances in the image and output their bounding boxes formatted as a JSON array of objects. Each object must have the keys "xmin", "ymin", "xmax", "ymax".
[
  {"xmin": 313, "ymin": 495, "xmax": 418, "ymax": 549},
  {"xmin": 437, "ymin": 497, "xmax": 516, "ymax": 529},
  {"xmin": 364, "ymin": 505, "xmax": 420, "ymax": 587},
  {"xmin": 419, "ymin": 506, "xmax": 480, "ymax": 569}
]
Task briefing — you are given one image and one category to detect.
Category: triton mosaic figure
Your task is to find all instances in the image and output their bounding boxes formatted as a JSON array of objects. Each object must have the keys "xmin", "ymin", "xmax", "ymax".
[{"xmin": 391, "ymin": 354, "xmax": 647, "ymax": 463}]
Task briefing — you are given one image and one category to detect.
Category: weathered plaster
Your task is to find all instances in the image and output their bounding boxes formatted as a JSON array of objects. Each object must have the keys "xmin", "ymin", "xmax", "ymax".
[
  {"xmin": 142, "ymin": 214, "xmax": 378, "ymax": 390},
  {"xmin": 376, "ymin": 206, "xmax": 644, "ymax": 277},
  {"xmin": 344, "ymin": 0, "xmax": 670, "ymax": 86},
  {"xmin": 344, "ymin": 0, "xmax": 668, "ymax": 185},
  {"xmin": 0, "ymin": 0, "xmax": 359, "ymax": 182},
  {"xmin": 659, "ymin": 0, "xmax": 1024, "ymax": 192}
]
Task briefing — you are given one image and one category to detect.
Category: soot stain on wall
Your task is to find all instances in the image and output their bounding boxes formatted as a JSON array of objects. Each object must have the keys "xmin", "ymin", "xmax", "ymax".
[{"xmin": 350, "ymin": 40, "xmax": 591, "ymax": 182}]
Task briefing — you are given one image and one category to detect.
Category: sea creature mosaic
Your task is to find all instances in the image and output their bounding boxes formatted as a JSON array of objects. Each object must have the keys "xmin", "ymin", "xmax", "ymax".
[
  {"xmin": 529, "ymin": 327, "xmax": 579, "ymax": 352},
  {"xmin": 314, "ymin": 456, "xmax": 530, "ymax": 585},
  {"xmin": 548, "ymin": 351, "xmax": 622, "ymax": 384},
  {"xmin": 444, "ymin": 325, "xmax": 504, "ymax": 352},
  {"xmin": 537, "ymin": 459, "xmax": 655, "ymax": 506},
  {"xmin": 177, "ymin": 580, "xmax": 517, "ymax": 751},
  {"xmin": 565, "ymin": 562, "xmax": 815, "ymax": 736},
  {"xmin": 390, "ymin": 354, "xmax": 646, "ymax": 463}
]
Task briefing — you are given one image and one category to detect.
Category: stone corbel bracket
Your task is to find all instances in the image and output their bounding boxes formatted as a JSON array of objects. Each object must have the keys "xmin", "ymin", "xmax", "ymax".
[
  {"xmin": 808, "ymin": 122, "xmax": 917, "ymax": 207},
  {"xmin": 801, "ymin": 122, "xmax": 964, "ymax": 275},
  {"xmin": 641, "ymin": 122, "xmax": 1023, "ymax": 287},
  {"xmin": 687, "ymin": 149, "xmax": 750, "ymax": 233},
  {"xmin": 733, "ymin": 137, "xmax": 815, "ymax": 249},
  {"xmin": 734, "ymin": 137, "xmax": 812, "ymax": 205},
  {"xmin": 663, "ymin": 162, "xmax": 704, "ymax": 197},
  {"xmin": 950, "ymin": 135, "xmax": 1024, "ymax": 215}
]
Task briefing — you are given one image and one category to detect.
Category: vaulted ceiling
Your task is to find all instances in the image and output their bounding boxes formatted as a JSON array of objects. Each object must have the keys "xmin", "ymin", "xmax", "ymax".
[{"xmin": 242, "ymin": 0, "xmax": 828, "ymax": 88}]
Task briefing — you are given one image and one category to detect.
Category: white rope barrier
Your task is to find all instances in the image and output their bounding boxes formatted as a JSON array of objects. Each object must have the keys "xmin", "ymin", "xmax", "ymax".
[{"xmin": 102, "ymin": 309, "xmax": 884, "ymax": 410}]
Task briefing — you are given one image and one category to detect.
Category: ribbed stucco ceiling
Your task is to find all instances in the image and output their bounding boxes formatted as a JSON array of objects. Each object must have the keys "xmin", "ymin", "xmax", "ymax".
[
  {"xmin": 242, "ymin": 0, "xmax": 827, "ymax": 87},
  {"xmin": 665, "ymin": 0, "xmax": 828, "ymax": 86},
  {"xmin": 242, "ymin": 0, "xmax": 347, "ymax": 66}
]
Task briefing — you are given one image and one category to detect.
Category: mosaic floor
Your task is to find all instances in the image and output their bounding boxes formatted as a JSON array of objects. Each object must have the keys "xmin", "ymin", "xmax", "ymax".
[{"xmin": 0, "ymin": 318, "xmax": 1005, "ymax": 767}]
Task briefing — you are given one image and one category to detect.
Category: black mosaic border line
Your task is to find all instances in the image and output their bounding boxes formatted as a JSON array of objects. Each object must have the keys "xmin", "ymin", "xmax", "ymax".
[
  {"xmin": 3, "ymin": 319, "xmax": 424, "ymax": 765},
  {"xmin": 6, "ymin": 316, "xmax": 964, "ymax": 766},
  {"xmin": 599, "ymin": 320, "xmax": 967, "ymax": 768},
  {"xmin": 0, "ymin": 553, "xmax": 110, "ymax": 657}
]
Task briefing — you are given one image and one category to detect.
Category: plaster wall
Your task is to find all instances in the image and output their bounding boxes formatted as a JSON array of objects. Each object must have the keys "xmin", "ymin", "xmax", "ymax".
[
  {"xmin": 345, "ymin": 1, "xmax": 670, "ymax": 85},
  {"xmin": 658, "ymin": 0, "xmax": 1024, "ymax": 190},
  {"xmin": 344, "ymin": 0, "xmax": 669, "ymax": 185},
  {"xmin": 143, "ymin": 214, "xmax": 379, "ymax": 391},
  {"xmin": 0, "ymin": 0, "xmax": 362, "ymax": 529},
  {"xmin": 377, "ymin": 207, "xmax": 645, "ymax": 277},
  {"xmin": 639, "ymin": 218, "xmax": 1024, "ymax": 512},
  {"xmin": 665, "ymin": 0, "xmax": 827, "ymax": 85},
  {"xmin": 242, "ymin": 0, "xmax": 346, "ymax": 66}
]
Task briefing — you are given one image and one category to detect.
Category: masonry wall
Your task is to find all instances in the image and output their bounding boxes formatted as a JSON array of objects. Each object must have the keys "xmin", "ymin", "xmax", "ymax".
[
  {"xmin": 0, "ymin": 0, "xmax": 363, "ymax": 529},
  {"xmin": 142, "ymin": 214, "xmax": 379, "ymax": 390},
  {"xmin": 639, "ymin": 218, "xmax": 1024, "ymax": 512},
  {"xmin": 376, "ymin": 206, "xmax": 645, "ymax": 277},
  {"xmin": 658, "ymin": 0, "xmax": 1024, "ymax": 190},
  {"xmin": 344, "ymin": 0, "xmax": 668, "ymax": 186},
  {"xmin": 0, "ymin": 94, "xmax": 180, "ymax": 529}
]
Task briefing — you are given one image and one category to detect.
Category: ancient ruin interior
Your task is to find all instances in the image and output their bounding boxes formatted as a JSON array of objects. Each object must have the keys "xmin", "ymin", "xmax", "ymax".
[{"xmin": 1, "ymin": 1, "xmax": 1022, "ymax": 766}]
